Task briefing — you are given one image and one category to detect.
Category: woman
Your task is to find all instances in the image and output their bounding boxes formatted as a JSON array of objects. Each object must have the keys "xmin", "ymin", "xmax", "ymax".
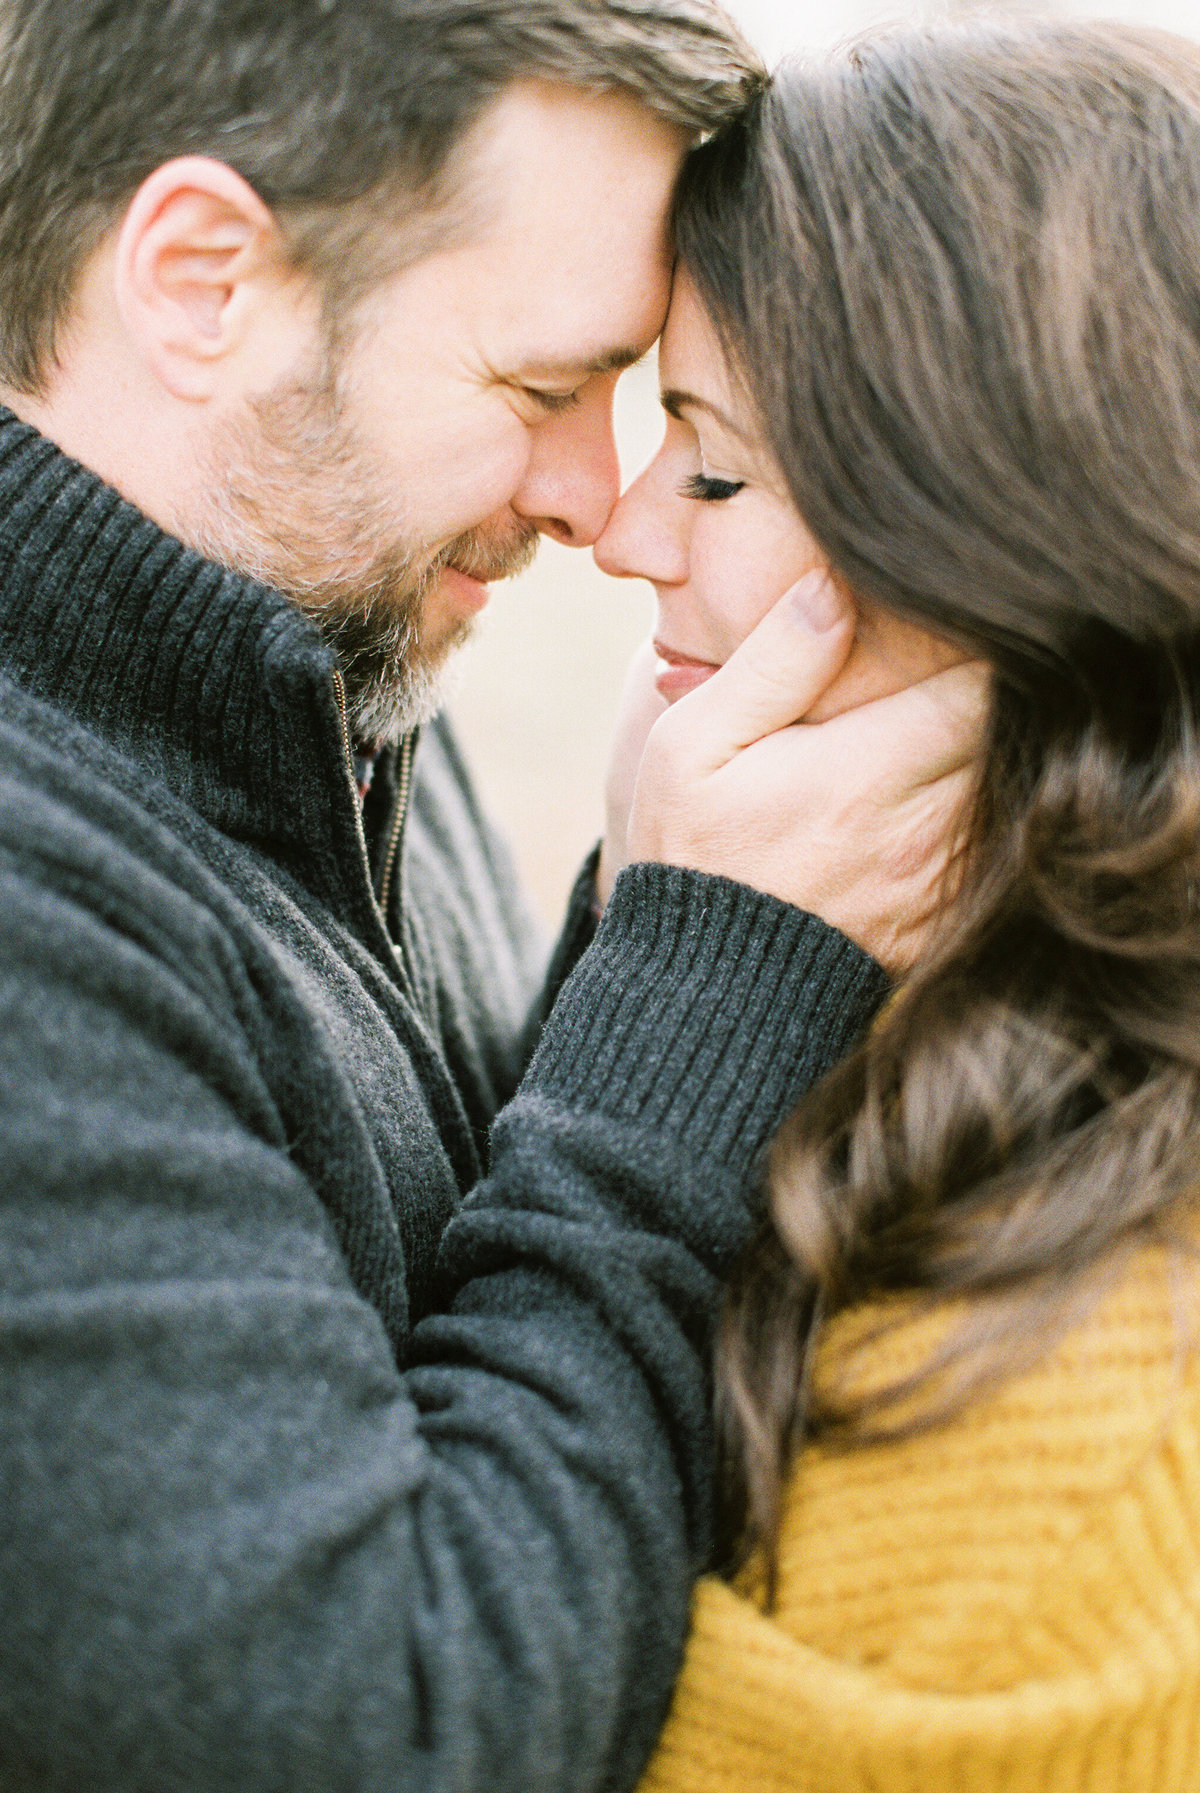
[{"xmin": 595, "ymin": 17, "xmax": 1200, "ymax": 1789}]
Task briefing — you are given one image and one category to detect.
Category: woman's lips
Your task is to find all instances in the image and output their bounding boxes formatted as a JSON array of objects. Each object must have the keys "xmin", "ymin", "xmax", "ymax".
[{"xmin": 654, "ymin": 640, "xmax": 720, "ymax": 702}]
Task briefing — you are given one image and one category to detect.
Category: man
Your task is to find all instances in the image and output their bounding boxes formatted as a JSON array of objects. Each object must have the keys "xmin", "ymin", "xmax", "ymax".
[{"xmin": 0, "ymin": 3, "xmax": 978, "ymax": 1788}]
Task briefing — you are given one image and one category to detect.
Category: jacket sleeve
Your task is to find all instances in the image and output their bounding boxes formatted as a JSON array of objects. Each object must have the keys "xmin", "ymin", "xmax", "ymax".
[{"xmin": 0, "ymin": 774, "xmax": 887, "ymax": 1793}]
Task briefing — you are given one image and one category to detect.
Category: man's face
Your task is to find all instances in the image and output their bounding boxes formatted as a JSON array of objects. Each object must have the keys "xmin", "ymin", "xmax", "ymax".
[{"xmin": 191, "ymin": 81, "xmax": 685, "ymax": 741}]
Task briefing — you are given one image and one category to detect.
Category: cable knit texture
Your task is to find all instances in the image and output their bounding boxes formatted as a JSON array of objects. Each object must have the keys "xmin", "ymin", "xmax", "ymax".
[{"xmin": 639, "ymin": 1226, "xmax": 1200, "ymax": 1792}]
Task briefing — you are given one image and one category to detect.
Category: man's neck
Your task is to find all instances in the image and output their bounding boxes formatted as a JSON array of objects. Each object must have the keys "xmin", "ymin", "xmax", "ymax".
[{"xmin": 2, "ymin": 369, "xmax": 211, "ymax": 546}]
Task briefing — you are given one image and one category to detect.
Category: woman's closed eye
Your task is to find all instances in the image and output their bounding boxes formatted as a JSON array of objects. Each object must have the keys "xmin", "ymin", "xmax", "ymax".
[{"xmin": 680, "ymin": 472, "xmax": 746, "ymax": 502}]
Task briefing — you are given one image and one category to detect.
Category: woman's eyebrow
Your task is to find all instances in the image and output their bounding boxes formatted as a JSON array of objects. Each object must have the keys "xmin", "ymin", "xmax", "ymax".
[{"xmin": 660, "ymin": 386, "xmax": 749, "ymax": 441}]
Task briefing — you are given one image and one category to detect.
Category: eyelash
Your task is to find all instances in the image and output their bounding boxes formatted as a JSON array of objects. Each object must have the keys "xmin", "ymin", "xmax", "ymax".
[
  {"xmin": 524, "ymin": 387, "xmax": 583, "ymax": 415},
  {"xmin": 680, "ymin": 473, "xmax": 746, "ymax": 503}
]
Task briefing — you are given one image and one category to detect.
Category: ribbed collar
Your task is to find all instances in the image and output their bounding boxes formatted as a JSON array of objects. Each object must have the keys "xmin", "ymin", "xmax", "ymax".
[{"xmin": 0, "ymin": 405, "xmax": 377, "ymax": 913}]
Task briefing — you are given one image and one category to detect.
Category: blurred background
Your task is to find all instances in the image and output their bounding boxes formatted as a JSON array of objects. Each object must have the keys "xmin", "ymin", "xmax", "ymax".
[{"xmin": 449, "ymin": 0, "xmax": 1200, "ymax": 932}]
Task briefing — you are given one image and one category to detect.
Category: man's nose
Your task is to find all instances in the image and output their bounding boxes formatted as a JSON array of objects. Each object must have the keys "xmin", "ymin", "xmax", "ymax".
[{"xmin": 511, "ymin": 390, "xmax": 622, "ymax": 548}]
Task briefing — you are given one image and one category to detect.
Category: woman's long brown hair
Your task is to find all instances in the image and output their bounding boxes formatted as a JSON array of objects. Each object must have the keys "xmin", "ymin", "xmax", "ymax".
[{"xmin": 674, "ymin": 18, "xmax": 1200, "ymax": 1586}]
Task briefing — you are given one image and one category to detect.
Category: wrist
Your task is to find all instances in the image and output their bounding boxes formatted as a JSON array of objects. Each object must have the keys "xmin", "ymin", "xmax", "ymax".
[{"xmin": 526, "ymin": 863, "xmax": 890, "ymax": 1185}]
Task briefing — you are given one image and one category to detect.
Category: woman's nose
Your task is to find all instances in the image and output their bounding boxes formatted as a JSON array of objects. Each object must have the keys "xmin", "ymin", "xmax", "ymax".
[{"xmin": 593, "ymin": 456, "xmax": 687, "ymax": 587}]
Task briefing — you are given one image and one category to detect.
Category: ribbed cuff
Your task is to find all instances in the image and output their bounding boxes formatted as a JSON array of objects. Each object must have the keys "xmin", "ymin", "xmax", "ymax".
[{"xmin": 527, "ymin": 862, "xmax": 890, "ymax": 1183}]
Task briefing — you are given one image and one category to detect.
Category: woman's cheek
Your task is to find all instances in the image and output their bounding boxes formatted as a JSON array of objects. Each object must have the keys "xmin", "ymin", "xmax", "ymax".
[
  {"xmin": 688, "ymin": 525, "xmax": 781, "ymax": 658},
  {"xmin": 697, "ymin": 494, "xmax": 828, "ymax": 660},
  {"xmin": 712, "ymin": 547, "xmax": 819, "ymax": 660}
]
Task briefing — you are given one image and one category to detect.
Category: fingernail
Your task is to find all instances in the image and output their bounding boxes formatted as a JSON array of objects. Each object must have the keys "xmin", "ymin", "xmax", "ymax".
[{"xmin": 791, "ymin": 571, "xmax": 845, "ymax": 632}]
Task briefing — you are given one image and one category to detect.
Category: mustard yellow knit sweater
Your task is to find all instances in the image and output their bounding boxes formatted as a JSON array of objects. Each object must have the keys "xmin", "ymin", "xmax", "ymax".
[{"xmin": 639, "ymin": 1229, "xmax": 1200, "ymax": 1792}]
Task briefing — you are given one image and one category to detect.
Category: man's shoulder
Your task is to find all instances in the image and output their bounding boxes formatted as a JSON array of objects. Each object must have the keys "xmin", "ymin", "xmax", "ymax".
[
  {"xmin": 0, "ymin": 672, "xmax": 264, "ymax": 988},
  {"xmin": 1, "ymin": 669, "xmax": 169, "ymax": 859}
]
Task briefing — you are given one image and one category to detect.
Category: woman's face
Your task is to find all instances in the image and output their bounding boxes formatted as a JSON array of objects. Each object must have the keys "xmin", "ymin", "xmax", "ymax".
[{"xmin": 595, "ymin": 275, "xmax": 963, "ymax": 716}]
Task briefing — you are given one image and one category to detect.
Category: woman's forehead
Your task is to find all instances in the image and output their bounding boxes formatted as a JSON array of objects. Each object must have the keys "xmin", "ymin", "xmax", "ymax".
[{"xmin": 659, "ymin": 276, "xmax": 752, "ymax": 441}]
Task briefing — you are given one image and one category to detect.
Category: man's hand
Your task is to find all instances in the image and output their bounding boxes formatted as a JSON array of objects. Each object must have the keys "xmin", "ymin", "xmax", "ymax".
[{"xmin": 625, "ymin": 571, "xmax": 987, "ymax": 976}]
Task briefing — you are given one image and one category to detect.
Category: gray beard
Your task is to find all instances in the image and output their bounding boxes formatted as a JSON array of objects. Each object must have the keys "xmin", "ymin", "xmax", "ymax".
[
  {"xmin": 185, "ymin": 347, "xmax": 455, "ymax": 746},
  {"xmin": 187, "ymin": 352, "xmax": 538, "ymax": 747},
  {"xmin": 313, "ymin": 566, "xmax": 469, "ymax": 744},
  {"xmin": 298, "ymin": 514, "xmax": 538, "ymax": 742}
]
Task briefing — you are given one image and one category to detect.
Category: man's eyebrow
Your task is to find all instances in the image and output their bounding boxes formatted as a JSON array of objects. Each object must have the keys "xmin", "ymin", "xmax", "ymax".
[
  {"xmin": 518, "ymin": 346, "xmax": 646, "ymax": 381},
  {"xmin": 660, "ymin": 387, "xmax": 749, "ymax": 441}
]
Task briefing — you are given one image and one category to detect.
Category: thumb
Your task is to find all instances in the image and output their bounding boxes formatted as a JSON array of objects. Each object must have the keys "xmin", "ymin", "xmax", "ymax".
[{"xmin": 677, "ymin": 570, "xmax": 855, "ymax": 763}]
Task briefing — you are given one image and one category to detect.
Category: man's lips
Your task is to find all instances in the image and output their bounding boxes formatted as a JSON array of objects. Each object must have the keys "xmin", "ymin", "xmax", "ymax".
[
  {"xmin": 439, "ymin": 563, "xmax": 492, "ymax": 614},
  {"xmin": 654, "ymin": 640, "xmax": 720, "ymax": 702}
]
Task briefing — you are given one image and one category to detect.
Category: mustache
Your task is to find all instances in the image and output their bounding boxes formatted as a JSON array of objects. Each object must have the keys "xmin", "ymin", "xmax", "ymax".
[{"xmin": 436, "ymin": 520, "xmax": 541, "ymax": 584}]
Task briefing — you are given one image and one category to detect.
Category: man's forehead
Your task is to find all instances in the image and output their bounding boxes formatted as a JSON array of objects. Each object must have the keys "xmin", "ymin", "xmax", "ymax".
[{"xmin": 450, "ymin": 82, "xmax": 681, "ymax": 370}]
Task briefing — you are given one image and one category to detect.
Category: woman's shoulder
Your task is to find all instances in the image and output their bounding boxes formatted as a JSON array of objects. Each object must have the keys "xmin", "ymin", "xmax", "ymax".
[{"xmin": 640, "ymin": 1221, "xmax": 1200, "ymax": 1792}]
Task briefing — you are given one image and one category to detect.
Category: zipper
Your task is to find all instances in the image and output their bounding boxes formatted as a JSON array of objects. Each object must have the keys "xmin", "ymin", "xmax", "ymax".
[
  {"xmin": 331, "ymin": 667, "xmax": 414, "ymax": 939},
  {"xmin": 331, "ymin": 667, "xmax": 374, "ymax": 903},
  {"xmin": 378, "ymin": 728, "xmax": 415, "ymax": 925}
]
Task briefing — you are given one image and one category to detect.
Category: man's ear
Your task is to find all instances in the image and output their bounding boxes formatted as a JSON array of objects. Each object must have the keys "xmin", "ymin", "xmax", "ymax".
[{"xmin": 114, "ymin": 156, "xmax": 289, "ymax": 402}]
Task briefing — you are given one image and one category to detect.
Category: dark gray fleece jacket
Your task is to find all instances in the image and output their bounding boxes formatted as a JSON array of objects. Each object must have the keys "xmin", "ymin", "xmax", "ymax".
[{"xmin": 0, "ymin": 409, "xmax": 887, "ymax": 1793}]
